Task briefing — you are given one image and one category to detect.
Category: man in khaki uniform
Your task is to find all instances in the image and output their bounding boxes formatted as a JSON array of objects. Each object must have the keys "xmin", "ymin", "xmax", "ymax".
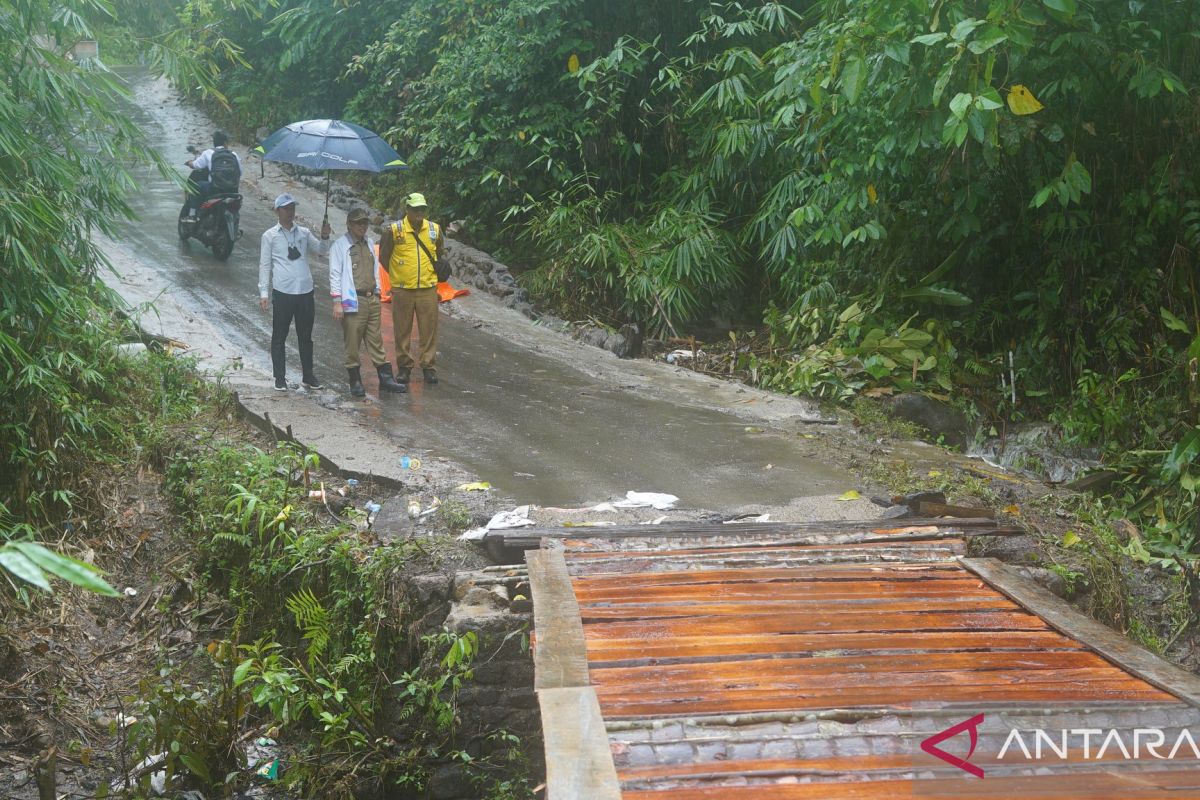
[
  {"xmin": 379, "ymin": 192, "xmax": 445, "ymax": 384},
  {"xmin": 330, "ymin": 207, "xmax": 406, "ymax": 397}
]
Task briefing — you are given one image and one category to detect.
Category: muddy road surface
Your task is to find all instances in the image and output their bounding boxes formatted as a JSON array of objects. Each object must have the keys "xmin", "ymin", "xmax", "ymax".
[{"xmin": 110, "ymin": 70, "xmax": 871, "ymax": 514}]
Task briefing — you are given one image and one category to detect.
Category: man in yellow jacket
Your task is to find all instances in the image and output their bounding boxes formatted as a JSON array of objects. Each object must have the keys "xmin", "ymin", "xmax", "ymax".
[{"xmin": 379, "ymin": 192, "xmax": 446, "ymax": 384}]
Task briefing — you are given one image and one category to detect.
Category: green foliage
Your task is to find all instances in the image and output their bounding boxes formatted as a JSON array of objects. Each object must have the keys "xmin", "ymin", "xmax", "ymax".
[
  {"xmin": 159, "ymin": 442, "xmax": 519, "ymax": 796},
  {"xmin": 0, "ymin": 539, "xmax": 118, "ymax": 596}
]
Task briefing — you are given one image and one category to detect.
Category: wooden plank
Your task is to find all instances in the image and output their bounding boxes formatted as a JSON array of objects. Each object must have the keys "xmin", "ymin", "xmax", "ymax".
[
  {"xmin": 581, "ymin": 608, "xmax": 1052, "ymax": 639},
  {"xmin": 526, "ymin": 548, "xmax": 590, "ymax": 690},
  {"xmin": 586, "ymin": 630, "xmax": 1087, "ymax": 665},
  {"xmin": 961, "ymin": 557, "xmax": 1200, "ymax": 708},
  {"xmin": 917, "ymin": 501, "xmax": 996, "ymax": 518},
  {"xmin": 576, "ymin": 597, "xmax": 1021, "ymax": 619},
  {"xmin": 598, "ymin": 680, "xmax": 1173, "ymax": 717},
  {"xmin": 538, "ymin": 687, "xmax": 621, "ymax": 800}
]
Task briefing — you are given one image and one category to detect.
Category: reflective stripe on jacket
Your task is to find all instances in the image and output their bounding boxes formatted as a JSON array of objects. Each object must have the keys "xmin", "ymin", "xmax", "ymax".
[{"xmin": 387, "ymin": 219, "xmax": 440, "ymax": 290}]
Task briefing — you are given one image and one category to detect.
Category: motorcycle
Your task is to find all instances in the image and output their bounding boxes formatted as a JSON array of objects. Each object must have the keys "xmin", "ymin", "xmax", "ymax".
[{"xmin": 178, "ymin": 147, "xmax": 242, "ymax": 261}]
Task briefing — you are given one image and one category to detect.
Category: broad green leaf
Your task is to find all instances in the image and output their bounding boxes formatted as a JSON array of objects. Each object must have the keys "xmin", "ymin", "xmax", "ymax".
[
  {"xmin": 976, "ymin": 88, "xmax": 1004, "ymax": 110},
  {"xmin": 1161, "ymin": 307, "xmax": 1191, "ymax": 334},
  {"xmin": 12, "ymin": 542, "xmax": 119, "ymax": 596},
  {"xmin": 912, "ymin": 32, "xmax": 949, "ymax": 46},
  {"xmin": 0, "ymin": 549, "xmax": 51, "ymax": 591},
  {"xmin": 840, "ymin": 56, "xmax": 866, "ymax": 104},
  {"xmin": 233, "ymin": 658, "xmax": 255, "ymax": 687},
  {"xmin": 1162, "ymin": 427, "xmax": 1200, "ymax": 481},
  {"xmin": 884, "ymin": 41, "xmax": 910, "ymax": 65},
  {"xmin": 901, "ymin": 286, "xmax": 973, "ymax": 306},
  {"xmin": 1043, "ymin": 0, "xmax": 1076, "ymax": 14},
  {"xmin": 949, "ymin": 92, "xmax": 973, "ymax": 120},
  {"xmin": 951, "ymin": 19, "xmax": 985, "ymax": 42},
  {"xmin": 179, "ymin": 753, "xmax": 212, "ymax": 783}
]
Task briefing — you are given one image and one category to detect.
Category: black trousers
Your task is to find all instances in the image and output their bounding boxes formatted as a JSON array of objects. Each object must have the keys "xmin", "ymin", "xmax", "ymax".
[{"xmin": 270, "ymin": 289, "xmax": 315, "ymax": 381}]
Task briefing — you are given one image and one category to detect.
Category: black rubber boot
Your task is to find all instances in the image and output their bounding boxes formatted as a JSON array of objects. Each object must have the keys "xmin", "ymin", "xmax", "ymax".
[
  {"xmin": 377, "ymin": 364, "xmax": 407, "ymax": 393},
  {"xmin": 422, "ymin": 367, "xmax": 439, "ymax": 385},
  {"xmin": 347, "ymin": 367, "xmax": 366, "ymax": 398},
  {"xmin": 396, "ymin": 366, "xmax": 411, "ymax": 385}
]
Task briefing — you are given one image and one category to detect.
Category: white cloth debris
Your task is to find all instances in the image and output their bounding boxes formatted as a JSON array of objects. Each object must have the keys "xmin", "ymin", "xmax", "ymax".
[
  {"xmin": 458, "ymin": 504, "xmax": 535, "ymax": 541},
  {"xmin": 612, "ymin": 491, "xmax": 678, "ymax": 510}
]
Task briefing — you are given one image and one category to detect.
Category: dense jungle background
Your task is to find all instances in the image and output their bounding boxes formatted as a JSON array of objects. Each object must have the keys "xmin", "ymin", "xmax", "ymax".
[
  {"xmin": 4, "ymin": 0, "xmax": 1200, "ymax": 794},
  {"xmin": 114, "ymin": 0, "xmax": 1200, "ymax": 563}
]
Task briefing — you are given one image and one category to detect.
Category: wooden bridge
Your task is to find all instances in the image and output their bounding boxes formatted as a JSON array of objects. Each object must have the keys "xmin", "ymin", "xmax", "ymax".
[{"xmin": 491, "ymin": 519, "xmax": 1200, "ymax": 798}]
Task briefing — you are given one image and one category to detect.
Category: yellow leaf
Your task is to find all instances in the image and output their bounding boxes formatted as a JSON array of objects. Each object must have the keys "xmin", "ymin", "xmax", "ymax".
[
  {"xmin": 837, "ymin": 490, "xmax": 862, "ymax": 501},
  {"xmin": 927, "ymin": 470, "xmax": 942, "ymax": 478},
  {"xmin": 1002, "ymin": 504, "xmax": 1020, "ymax": 516},
  {"xmin": 1062, "ymin": 531, "xmax": 1081, "ymax": 548},
  {"xmin": 517, "ymin": 130, "xmax": 526, "ymax": 141},
  {"xmin": 455, "ymin": 481, "xmax": 492, "ymax": 492},
  {"xmin": 567, "ymin": 54, "xmax": 580, "ymax": 74},
  {"xmin": 867, "ymin": 183, "xmax": 878, "ymax": 204},
  {"xmin": 1007, "ymin": 84, "xmax": 1044, "ymax": 115}
]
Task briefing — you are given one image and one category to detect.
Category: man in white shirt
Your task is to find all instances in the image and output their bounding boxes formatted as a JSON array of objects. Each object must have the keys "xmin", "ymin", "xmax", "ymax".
[
  {"xmin": 259, "ymin": 193, "xmax": 332, "ymax": 391},
  {"xmin": 329, "ymin": 207, "xmax": 407, "ymax": 397},
  {"xmin": 183, "ymin": 130, "xmax": 243, "ymax": 218}
]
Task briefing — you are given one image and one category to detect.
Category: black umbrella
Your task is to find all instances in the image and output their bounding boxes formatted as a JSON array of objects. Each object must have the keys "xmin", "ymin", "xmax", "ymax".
[{"xmin": 255, "ymin": 119, "xmax": 408, "ymax": 223}]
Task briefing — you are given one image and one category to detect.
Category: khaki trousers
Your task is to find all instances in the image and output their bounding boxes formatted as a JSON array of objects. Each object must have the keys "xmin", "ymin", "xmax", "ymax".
[
  {"xmin": 392, "ymin": 287, "xmax": 439, "ymax": 369},
  {"xmin": 341, "ymin": 294, "xmax": 388, "ymax": 369}
]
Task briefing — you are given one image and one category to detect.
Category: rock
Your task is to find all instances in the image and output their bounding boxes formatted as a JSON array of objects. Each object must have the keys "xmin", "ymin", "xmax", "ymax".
[
  {"xmin": 429, "ymin": 764, "xmax": 473, "ymax": 799},
  {"xmin": 1015, "ymin": 565, "xmax": 1068, "ymax": 598},
  {"xmin": 611, "ymin": 323, "xmax": 643, "ymax": 359},
  {"xmin": 878, "ymin": 504, "xmax": 914, "ymax": 519},
  {"xmin": 888, "ymin": 394, "xmax": 970, "ymax": 448},
  {"xmin": 1065, "ymin": 469, "xmax": 1119, "ymax": 495},
  {"xmin": 891, "ymin": 490, "xmax": 947, "ymax": 509},
  {"xmin": 578, "ymin": 327, "xmax": 610, "ymax": 349}
]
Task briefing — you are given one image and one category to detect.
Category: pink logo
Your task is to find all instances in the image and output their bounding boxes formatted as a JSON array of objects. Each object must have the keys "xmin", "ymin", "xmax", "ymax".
[{"xmin": 920, "ymin": 713, "xmax": 985, "ymax": 778}]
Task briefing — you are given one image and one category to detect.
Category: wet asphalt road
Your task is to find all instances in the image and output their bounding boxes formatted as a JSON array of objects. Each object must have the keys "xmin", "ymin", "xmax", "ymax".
[{"xmin": 114, "ymin": 70, "xmax": 853, "ymax": 508}]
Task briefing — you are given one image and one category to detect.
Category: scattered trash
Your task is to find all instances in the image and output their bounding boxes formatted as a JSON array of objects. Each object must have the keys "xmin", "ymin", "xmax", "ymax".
[
  {"xmin": 837, "ymin": 490, "xmax": 862, "ymax": 501},
  {"xmin": 513, "ymin": 471, "xmax": 536, "ymax": 479},
  {"xmin": 455, "ymin": 481, "xmax": 492, "ymax": 492},
  {"xmin": 112, "ymin": 753, "xmax": 166, "ymax": 795},
  {"xmin": 364, "ymin": 501, "xmax": 382, "ymax": 514},
  {"xmin": 639, "ymin": 516, "xmax": 668, "ymax": 525},
  {"xmin": 308, "ymin": 488, "xmax": 326, "ymax": 501},
  {"xmin": 665, "ymin": 349, "xmax": 704, "ymax": 364},
  {"xmin": 459, "ymin": 505, "xmax": 536, "ymax": 541},
  {"xmin": 407, "ymin": 499, "xmax": 421, "ymax": 518},
  {"xmin": 720, "ymin": 513, "xmax": 768, "ymax": 525},
  {"xmin": 399, "ymin": 456, "xmax": 422, "ymax": 471},
  {"xmin": 346, "ymin": 479, "xmax": 359, "ymax": 488},
  {"xmin": 255, "ymin": 759, "xmax": 280, "ymax": 780},
  {"xmin": 116, "ymin": 713, "xmax": 137, "ymax": 727},
  {"xmin": 418, "ymin": 497, "xmax": 441, "ymax": 517},
  {"xmin": 123, "ymin": 587, "xmax": 138, "ymax": 597},
  {"xmin": 562, "ymin": 520, "xmax": 617, "ymax": 527},
  {"xmin": 612, "ymin": 491, "xmax": 678, "ymax": 510},
  {"xmin": 255, "ymin": 737, "xmax": 277, "ymax": 747},
  {"xmin": 764, "ymin": 463, "xmax": 774, "ymax": 470},
  {"xmin": 744, "ymin": 426, "xmax": 764, "ymax": 433}
]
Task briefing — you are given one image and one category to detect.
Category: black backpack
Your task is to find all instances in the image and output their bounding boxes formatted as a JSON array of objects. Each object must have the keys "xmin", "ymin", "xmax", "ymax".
[{"xmin": 209, "ymin": 148, "xmax": 241, "ymax": 193}]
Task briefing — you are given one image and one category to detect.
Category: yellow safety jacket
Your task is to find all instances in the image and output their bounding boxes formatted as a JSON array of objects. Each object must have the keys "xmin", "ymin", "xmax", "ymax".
[{"xmin": 387, "ymin": 218, "xmax": 441, "ymax": 290}]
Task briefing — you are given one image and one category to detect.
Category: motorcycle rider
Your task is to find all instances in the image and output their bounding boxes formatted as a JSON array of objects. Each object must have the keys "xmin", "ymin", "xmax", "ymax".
[{"xmin": 183, "ymin": 130, "xmax": 242, "ymax": 221}]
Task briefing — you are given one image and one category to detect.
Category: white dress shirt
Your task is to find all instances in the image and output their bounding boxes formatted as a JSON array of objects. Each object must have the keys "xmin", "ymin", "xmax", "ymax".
[{"xmin": 259, "ymin": 223, "xmax": 330, "ymax": 298}]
